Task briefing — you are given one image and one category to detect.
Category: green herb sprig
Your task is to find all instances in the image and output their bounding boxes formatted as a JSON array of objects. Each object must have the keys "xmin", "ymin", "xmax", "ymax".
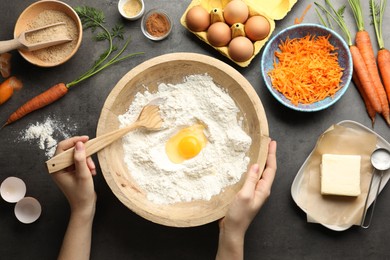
[{"xmin": 67, "ymin": 6, "xmax": 143, "ymax": 88}]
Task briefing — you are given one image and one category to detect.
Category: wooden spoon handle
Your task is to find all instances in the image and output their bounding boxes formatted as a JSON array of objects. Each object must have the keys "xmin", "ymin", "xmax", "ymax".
[
  {"xmin": 0, "ymin": 39, "xmax": 23, "ymax": 53},
  {"xmin": 46, "ymin": 123, "xmax": 140, "ymax": 173}
]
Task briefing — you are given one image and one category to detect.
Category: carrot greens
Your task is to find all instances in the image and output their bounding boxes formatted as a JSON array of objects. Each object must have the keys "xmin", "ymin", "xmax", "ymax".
[
  {"xmin": 68, "ymin": 6, "xmax": 143, "ymax": 88},
  {"xmin": 370, "ymin": 0, "xmax": 386, "ymax": 50}
]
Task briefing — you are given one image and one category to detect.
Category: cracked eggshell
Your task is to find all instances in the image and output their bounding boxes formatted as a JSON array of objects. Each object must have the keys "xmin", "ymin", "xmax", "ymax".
[
  {"xmin": 0, "ymin": 177, "xmax": 26, "ymax": 203},
  {"xmin": 14, "ymin": 197, "xmax": 42, "ymax": 224}
]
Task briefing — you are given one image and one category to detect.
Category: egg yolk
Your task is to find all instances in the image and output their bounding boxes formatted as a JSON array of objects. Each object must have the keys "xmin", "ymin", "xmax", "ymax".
[
  {"xmin": 178, "ymin": 136, "xmax": 202, "ymax": 159},
  {"xmin": 166, "ymin": 124, "xmax": 207, "ymax": 164}
]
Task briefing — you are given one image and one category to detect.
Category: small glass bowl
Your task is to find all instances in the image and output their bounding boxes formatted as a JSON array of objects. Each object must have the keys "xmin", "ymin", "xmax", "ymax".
[
  {"xmin": 118, "ymin": 0, "xmax": 145, "ymax": 21},
  {"xmin": 141, "ymin": 9, "xmax": 173, "ymax": 41}
]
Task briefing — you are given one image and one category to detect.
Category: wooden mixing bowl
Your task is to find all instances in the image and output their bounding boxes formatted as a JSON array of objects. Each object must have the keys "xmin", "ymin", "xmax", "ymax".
[
  {"xmin": 14, "ymin": 0, "xmax": 82, "ymax": 67},
  {"xmin": 97, "ymin": 53, "xmax": 269, "ymax": 227}
]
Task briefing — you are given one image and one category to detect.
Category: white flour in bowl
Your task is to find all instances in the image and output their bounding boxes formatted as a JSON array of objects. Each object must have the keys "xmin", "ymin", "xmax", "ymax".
[{"xmin": 118, "ymin": 74, "xmax": 252, "ymax": 204}]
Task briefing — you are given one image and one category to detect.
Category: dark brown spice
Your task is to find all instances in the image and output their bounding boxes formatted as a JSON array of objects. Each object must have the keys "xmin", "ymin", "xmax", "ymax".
[{"xmin": 145, "ymin": 13, "xmax": 170, "ymax": 37}]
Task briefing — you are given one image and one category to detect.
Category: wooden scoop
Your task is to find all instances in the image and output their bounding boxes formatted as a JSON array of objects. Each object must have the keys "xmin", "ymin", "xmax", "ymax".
[
  {"xmin": 0, "ymin": 22, "xmax": 73, "ymax": 54},
  {"xmin": 46, "ymin": 100, "xmax": 164, "ymax": 174}
]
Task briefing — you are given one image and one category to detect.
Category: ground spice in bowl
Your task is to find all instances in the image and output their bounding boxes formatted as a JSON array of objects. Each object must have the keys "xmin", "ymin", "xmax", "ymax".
[
  {"xmin": 26, "ymin": 10, "xmax": 78, "ymax": 64},
  {"xmin": 123, "ymin": 0, "xmax": 142, "ymax": 17},
  {"xmin": 141, "ymin": 9, "xmax": 172, "ymax": 41},
  {"xmin": 118, "ymin": 0, "xmax": 144, "ymax": 20},
  {"xmin": 14, "ymin": 0, "xmax": 82, "ymax": 67}
]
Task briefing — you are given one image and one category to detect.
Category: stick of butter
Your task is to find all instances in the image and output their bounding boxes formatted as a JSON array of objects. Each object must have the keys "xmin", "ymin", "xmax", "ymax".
[{"xmin": 321, "ymin": 154, "xmax": 361, "ymax": 196}]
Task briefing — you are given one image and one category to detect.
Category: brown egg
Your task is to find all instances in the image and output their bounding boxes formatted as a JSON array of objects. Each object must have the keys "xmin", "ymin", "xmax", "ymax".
[
  {"xmin": 223, "ymin": 0, "xmax": 249, "ymax": 26},
  {"xmin": 228, "ymin": 36, "xmax": 254, "ymax": 62},
  {"xmin": 244, "ymin": 15, "xmax": 270, "ymax": 41},
  {"xmin": 186, "ymin": 5, "xmax": 211, "ymax": 32},
  {"xmin": 207, "ymin": 22, "xmax": 232, "ymax": 47}
]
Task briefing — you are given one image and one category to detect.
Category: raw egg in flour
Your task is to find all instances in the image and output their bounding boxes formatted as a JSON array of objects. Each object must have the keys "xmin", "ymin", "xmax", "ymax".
[{"xmin": 166, "ymin": 124, "xmax": 207, "ymax": 163}]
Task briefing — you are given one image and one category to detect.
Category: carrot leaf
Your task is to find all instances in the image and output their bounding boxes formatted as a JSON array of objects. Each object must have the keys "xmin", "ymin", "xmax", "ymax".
[
  {"xmin": 370, "ymin": 0, "xmax": 387, "ymax": 49},
  {"xmin": 348, "ymin": 0, "xmax": 365, "ymax": 31},
  {"xmin": 67, "ymin": 6, "xmax": 144, "ymax": 88},
  {"xmin": 315, "ymin": 1, "xmax": 352, "ymax": 46}
]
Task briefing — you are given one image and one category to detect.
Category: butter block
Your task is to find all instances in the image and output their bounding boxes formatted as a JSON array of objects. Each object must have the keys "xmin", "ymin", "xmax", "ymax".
[{"xmin": 321, "ymin": 154, "xmax": 361, "ymax": 196}]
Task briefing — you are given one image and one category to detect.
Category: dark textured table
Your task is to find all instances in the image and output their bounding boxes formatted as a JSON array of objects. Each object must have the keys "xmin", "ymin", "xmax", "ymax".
[{"xmin": 1, "ymin": 0, "xmax": 390, "ymax": 259}]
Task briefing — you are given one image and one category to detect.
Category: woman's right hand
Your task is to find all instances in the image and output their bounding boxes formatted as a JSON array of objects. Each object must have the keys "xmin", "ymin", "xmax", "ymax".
[{"xmin": 51, "ymin": 136, "xmax": 97, "ymax": 218}]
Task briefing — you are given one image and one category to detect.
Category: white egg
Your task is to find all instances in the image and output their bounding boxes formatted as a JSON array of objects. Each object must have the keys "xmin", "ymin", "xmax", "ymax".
[
  {"xmin": 0, "ymin": 177, "xmax": 26, "ymax": 203},
  {"xmin": 14, "ymin": 197, "xmax": 42, "ymax": 224}
]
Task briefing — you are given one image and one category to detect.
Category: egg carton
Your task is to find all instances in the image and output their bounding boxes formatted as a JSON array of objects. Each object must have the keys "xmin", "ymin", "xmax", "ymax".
[{"xmin": 180, "ymin": 0, "xmax": 298, "ymax": 67}]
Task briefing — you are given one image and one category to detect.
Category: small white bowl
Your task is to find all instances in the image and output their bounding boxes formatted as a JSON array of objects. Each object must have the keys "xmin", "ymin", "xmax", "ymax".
[
  {"xmin": 118, "ymin": 0, "xmax": 145, "ymax": 21},
  {"xmin": 14, "ymin": 197, "xmax": 42, "ymax": 224},
  {"xmin": 0, "ymin": 177, "xmax": 26, "ymax": 203}
]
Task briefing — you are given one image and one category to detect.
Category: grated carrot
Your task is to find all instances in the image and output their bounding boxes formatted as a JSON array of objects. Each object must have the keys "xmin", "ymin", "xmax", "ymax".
[
  {"xmin": 268, "ymin": 34, "xmax": 344, "ymax": 106},
  {"xmin": 294, "ymin": 4, "xmax": 312, "ymax": 24}
]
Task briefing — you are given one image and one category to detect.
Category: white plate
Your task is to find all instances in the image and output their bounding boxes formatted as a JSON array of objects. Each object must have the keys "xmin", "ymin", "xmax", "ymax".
[{"xmin": 291, "ymin": 120, "xmax": 390, "ymax": 231}]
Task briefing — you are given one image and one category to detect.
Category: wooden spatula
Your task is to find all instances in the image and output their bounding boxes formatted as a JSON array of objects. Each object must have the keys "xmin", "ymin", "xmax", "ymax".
[
  {"xmin": 46, "ymin": 99, "xmax": 164, "ymax": 174},
  {"xmin": 0, "ymin": 22, "xmax": 73, "ymax": 54}
]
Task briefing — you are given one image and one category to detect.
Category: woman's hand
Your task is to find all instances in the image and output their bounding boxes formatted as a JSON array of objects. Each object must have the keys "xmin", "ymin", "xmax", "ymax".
[
  {"xmin": 216, "ymin": 140, "xmax": 277, "ymax": 260},
  {"xmin": 52, "ymin": 136, "xmax": 97, "ymax": 260},
  {"xmin": 51, "ymin": 136, "xmax": 97, "ymax": 218}
]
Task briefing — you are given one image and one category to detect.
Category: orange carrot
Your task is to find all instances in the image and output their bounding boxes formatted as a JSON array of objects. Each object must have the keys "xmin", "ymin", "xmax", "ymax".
[
  {"xmin": 4, "ymin": 83, "xmax": 68, "ymax": 126},
  {"xmin": 371, "ymin": 0, "xmax": 390, "ymax": 104},
  {"xmin": 268, "ymin": 34, "xmax": 343, "ymax": 105},
  {"xmin": 0, "ymin": 76, "xmax": 23, "ymax": 105},
  {"xmin": 377, "ymin": 49, "xmax": 390, "ymax": 103},
  {"xmin": 349, "ymin": 0, "xmax": 390, "ymax": 124},
  {"xmin": 355, "ymin": 31, "xmax": 390, "ymax": 124},
  {"xmin": 352, "ymin": 70, "xmax": 376, "ymax": 126},
  {"xmin": 349, "ymin": 45, "xmax": 382, "ymax": 113},
  {"xmin": 294, "ymin": 4, "xmax": 312, "ymax": 24}
]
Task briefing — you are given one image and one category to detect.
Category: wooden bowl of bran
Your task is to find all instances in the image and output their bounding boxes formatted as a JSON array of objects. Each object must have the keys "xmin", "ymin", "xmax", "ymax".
[
  {"xmin": 96, "ymin": 53, "xmax": 270, "ymax": 227},
  {"xmin": 14, "ymin": 0, "xmax": 82, "ymax": 67}
]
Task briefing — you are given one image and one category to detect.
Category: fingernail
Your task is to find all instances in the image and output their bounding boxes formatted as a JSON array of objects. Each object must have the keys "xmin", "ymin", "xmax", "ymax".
[
  {"xmin": 75, "ymin": 141, "xmax": 84, "ymax": 151},
  {"xmin": 252, "ymin": 164, "xmax": 259, "ymax": 173}
]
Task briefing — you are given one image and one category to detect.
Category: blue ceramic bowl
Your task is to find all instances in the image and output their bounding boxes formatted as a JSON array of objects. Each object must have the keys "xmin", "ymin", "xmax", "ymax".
[{"xmin": 261, "ymin": 23, "xmax": 352, "ymax": 112}]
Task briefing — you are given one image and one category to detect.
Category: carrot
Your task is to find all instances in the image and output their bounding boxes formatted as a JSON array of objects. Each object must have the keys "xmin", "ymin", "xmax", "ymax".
[
  {"xmin": 352, "ymin": 70, "xmax": 376, "ymax": 126},
  {"xmin": 349, "ymin": 45, "xmax": 383, "ymax": 113},
  {"xmin": 355, "ymin": 31, "xmax": 389, "ymax": 123},
  {"xmin": 377, "ymin": 49, "xmax": 390, "ymax": 102},
  {"xmin": 349, "ymin": 0, "xmax": 390, "ymax": 124},
  {"xmin": 0, "ymin": 76, "xmax": 23, "ymax": 105},
  {"xmin": 315, "ymin": 0, "xmax": 382, "ymax": 119},
  {"xmin": 371, "ymin": 0, "xmax": 390, "ymax": 104},
  {"xmin": 4, "ymin": 83, "xmax": 68, "ymax": 126},
  {"xmin": 294, "ymin": 4, "xmax": 312, "ymax": 24}
]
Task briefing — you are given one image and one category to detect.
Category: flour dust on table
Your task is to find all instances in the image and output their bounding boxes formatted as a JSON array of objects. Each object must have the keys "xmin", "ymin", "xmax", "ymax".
[{"xmin": 19, "ymin": 116, "xmax": 78, "ymax": 158}]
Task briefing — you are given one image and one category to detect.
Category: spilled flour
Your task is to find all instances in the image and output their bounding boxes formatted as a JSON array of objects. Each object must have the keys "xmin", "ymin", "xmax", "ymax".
[
  {"xmin": 19, "ymin": 117, "xmax": 78, "ymax": 158},
  {"xmin": 118, "ymin": 74, "xmax": 252, "ymax": 204}
]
